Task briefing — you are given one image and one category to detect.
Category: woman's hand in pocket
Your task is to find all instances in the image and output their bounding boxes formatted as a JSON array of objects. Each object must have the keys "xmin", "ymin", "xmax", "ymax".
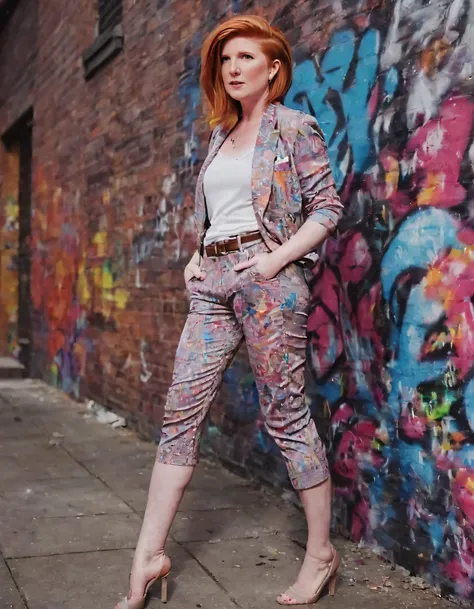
[
  {"xmin": 233, "ymin": 252, "xmax": 282, "ymax": 280},
  {"xmin": 184, "ymin": 260, "xmax": 206, "ymax": 288}
]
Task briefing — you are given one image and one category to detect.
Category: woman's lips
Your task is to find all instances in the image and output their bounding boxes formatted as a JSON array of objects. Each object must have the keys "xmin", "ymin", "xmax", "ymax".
[{"xmin": 230, "ymin": 82, "xmax": 244, "ymax": 87}]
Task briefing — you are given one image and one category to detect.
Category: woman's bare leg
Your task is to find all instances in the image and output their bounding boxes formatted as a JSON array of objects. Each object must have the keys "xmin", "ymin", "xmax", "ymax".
[
  {"xmin": 301, "ymin": 477, "xmax": 333, "ymax": 561},
  {"xmin": 280, "ymin": 478, "xmax": 334, "ymax": 601},
  {"xmin": 127, "ymin": 461, "xmax": 194, "ymax": 600}
]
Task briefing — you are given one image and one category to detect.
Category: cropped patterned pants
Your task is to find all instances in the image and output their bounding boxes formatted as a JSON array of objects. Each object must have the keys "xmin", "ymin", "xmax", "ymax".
[{"xmin": 156, "ymin": 241, "xmax": 329, "ymax": 490}]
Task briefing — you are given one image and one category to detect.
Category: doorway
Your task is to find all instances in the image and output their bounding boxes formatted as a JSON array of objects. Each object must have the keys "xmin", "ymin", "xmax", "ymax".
[{"xmin": 1, "ymin": 108, "xmax": 33, "ymax": 375}]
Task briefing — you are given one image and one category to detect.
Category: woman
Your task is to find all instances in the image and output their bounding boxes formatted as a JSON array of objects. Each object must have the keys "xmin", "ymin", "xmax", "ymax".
[{"xmin": 116, "ymin": 14, "xmax": 344, "ymax": 609}]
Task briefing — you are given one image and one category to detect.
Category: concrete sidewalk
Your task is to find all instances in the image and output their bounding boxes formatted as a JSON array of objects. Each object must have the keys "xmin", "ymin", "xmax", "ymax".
[{"xmin": 0, "ymin": 380, "xmax": 454, "ymax": 609}]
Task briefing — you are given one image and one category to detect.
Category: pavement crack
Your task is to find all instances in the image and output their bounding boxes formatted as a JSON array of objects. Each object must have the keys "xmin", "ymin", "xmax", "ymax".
[
  {"xmin": 5, "ymin": 547, "xmax": 136, "ymax": 560},
  {"xmin": 176, "ymin": 541, "xmax": 243, "ymax": 608},
  {"xmin": 1, "ymin": 550, "xmax": 30, "ymax": 609}
]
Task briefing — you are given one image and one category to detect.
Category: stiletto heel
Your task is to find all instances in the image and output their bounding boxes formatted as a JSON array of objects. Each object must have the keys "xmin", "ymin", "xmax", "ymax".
[
  {"xmin": 276, "ymin": 545, "xmax": 340, "ymax": 605},
  {"xmin": 161, "ymin": 574, "xmax": 168, "ymax": 603},
  {"xmin": 115, "ymin": 554, "xmax": 172, "ymax": 609}
]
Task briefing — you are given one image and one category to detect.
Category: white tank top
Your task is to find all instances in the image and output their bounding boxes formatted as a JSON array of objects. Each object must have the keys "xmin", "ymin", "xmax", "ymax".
[{"xmin": 202, "ymin": 148, "xmax": 259, "ymax": 245}]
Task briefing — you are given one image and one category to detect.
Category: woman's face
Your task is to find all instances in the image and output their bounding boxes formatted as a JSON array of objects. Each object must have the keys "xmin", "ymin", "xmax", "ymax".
[{"xmin": 220, "ymin": 36, "xmax": 279, "ymax": 104}]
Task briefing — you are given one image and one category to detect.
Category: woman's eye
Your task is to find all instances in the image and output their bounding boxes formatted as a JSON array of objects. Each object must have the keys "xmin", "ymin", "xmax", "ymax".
[
  {"xmin": 243, "ymin": 54, "xmax": 253, "ymax": 59},
  {"xmin": 221, "ymin": 56, "xmax": 229, "ymax": 62}
]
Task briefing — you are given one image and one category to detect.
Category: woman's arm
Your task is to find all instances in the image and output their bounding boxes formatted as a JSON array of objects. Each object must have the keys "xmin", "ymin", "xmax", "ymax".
[
  {"xmin": 233, "ymin": 217, "xmax": 331, "ymax": 278},
  {"xmin": 267, "ymin": 218, "xmax": 331, "ymax": 269},
  {"xmin": 295, "ymin": 116, "xmax": 343, "ymax": 232},
  {"xmin": 234, "ymin": 115, "xmax": 343, "ymax": 277},
  {"xmin": 268, "ymin": 116, "xmax": 344, "ymax": 264}
]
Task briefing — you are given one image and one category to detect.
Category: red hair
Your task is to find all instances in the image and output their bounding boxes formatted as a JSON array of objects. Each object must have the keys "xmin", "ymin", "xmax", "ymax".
[{"xmin": 200, "ymin": 15, "xmax": 292, "ymax": 129}]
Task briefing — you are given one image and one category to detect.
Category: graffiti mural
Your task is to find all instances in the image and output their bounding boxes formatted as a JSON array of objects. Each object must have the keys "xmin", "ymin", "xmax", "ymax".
[
  {"xmin": 30, "ymin": 135, "xmax": 198, "ymax": 398},
  {"xmin": 275, "ymin": 0, "xmax": 474, "ymax": 598}
]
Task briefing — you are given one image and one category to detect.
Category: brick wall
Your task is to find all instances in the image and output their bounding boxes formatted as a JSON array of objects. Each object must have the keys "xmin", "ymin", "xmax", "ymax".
[{"xmin": 1, "ymin": 0, "xmax": 474, "ymax": 600}]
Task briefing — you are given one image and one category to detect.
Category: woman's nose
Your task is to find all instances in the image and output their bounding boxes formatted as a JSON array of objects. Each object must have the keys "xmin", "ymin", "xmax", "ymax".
[{"xmin": 229, "ymin": 62, "xmax": 241, "ymax": 75}]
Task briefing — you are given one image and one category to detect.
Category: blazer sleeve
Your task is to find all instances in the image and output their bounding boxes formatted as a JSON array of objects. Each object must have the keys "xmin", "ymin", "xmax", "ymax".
[{"xmin": 293, "ymin": 116, "xmax": 344, "ymax": 232}]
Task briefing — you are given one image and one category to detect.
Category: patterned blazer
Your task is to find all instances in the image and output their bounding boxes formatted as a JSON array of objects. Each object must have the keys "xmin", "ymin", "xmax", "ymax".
[{"xmin": 194, "ymin": 101, "xmax": 343, "ymax": 265}]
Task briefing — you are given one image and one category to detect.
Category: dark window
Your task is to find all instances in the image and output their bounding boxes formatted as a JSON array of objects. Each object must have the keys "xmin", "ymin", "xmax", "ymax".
[
  {"xmin": 83, "ymin": 0, "xmax": 124, "ymax": 79},
  {"xmin": 98, "ymin": 0, "xmax": 122, "ymax": 34}
]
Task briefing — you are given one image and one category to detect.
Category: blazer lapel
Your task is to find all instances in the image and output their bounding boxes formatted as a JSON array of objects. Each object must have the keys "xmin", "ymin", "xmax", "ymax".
[
  {"xmin": 194, "ymin": 125, "xmax": 229, "ymax": 240},
  {"xmin": 252, "ymin": 102, "xmax": 280, "ymax": 218},
  {"xmin": 195, "ymin": 102, "xmax": 280, "ymax": 240}
]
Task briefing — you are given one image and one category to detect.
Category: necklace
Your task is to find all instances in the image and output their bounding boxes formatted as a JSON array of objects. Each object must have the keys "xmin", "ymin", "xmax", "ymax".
[{"xmin": 229, "ymin": 117, "xmax": 262, "ymax": 150}]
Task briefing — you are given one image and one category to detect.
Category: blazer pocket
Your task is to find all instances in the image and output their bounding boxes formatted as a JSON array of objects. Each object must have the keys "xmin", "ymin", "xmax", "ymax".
[{"xmin": 272, "ymin": 166, "xmax": 298, "ymax": 199}]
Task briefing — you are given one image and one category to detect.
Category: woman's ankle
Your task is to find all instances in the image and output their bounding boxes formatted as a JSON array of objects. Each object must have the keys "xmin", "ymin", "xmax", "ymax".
[
  {"xmin": 305, "ymin": 542, "xmax": 333, "ymax": 563},
  {"xmin": 132, "ymin": 549, "xmax": 165, "ymax": 571},
  {"xmin": 144, "ymin": 549, "xmax": 165, "ymax": 560}
]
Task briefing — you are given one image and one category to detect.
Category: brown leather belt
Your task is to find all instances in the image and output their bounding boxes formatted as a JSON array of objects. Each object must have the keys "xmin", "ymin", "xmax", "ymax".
[{"xmin": 205, "ymin": 230, "xmax": 262, "ymax": 257}]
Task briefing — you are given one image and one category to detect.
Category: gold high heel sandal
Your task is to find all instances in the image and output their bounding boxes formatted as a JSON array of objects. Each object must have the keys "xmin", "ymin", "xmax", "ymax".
[
  {"xmin": 115, "ymin": 553, "xmax": 172, "ymax": 609},
  {"xmin": 276, "ymin": 546, "xmax": 340, "ymax": 605}
]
